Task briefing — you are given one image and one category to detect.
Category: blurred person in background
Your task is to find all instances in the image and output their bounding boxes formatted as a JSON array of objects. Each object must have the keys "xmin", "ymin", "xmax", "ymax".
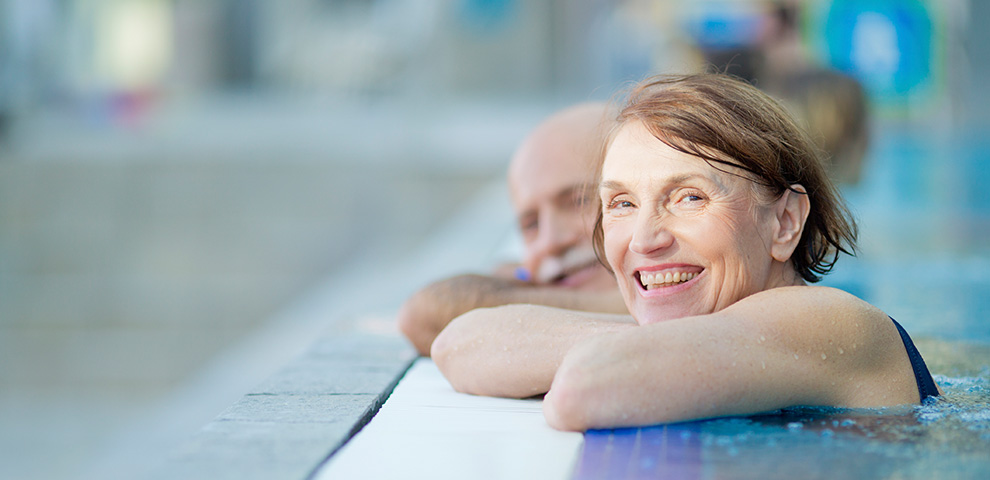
[
  {"xmin": 398, "ymin": 102, "xmax": 627, "ymax": 356},
  {"xmin": 764, "ymin": 68, "xmax": 869, "ymax": 185},
  {"xmin": 688, "ymin": 0, "xmax": 870, "ymax": 185},
  {"xmin": 755, "ymin": 1, "xmax": 869, "ymax": 185}
]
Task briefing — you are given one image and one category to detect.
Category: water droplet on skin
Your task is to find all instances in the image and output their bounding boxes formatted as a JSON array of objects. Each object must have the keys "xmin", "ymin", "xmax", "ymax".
[
  {"xmin": 759, "ymin": 335, "xmax": 766, "ymax": 343},
  {"xmin": 838, "ymin": 348, "xmax": 844, "ymax": 354},
  {"xmin": 761, "ymin": 361, "xmax": 766, "ymax": 370},
  {"xmin": 794, "ymin": 353, "xmax": 799, "ymax": 360},
  {"xmin": 822, "ymin": 353, "xmax": 827, "ymax": 360}
]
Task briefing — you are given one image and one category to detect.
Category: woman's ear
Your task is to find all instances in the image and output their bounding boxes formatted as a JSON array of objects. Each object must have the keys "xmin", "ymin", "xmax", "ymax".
[{"xmin": 770, "ymin": 185, "xmax": 811, "ymax": 263}]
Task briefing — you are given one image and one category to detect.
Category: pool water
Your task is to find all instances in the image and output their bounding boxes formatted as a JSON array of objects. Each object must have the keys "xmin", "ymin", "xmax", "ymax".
[
  {"xmin": 576, "ymin": 370, "xmax": 990, "ymax": 479},
  {"xmin": 575, "ymin": 126, "xmax": 990, "ymax": 479}
]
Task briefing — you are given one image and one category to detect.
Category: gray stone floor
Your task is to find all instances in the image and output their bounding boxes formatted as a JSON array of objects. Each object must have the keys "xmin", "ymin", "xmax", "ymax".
[
  {"xmin": 151, "ymin": 332, "xmax": 417, "ymax": 480},
  {"xmin": 140, "ymin": 176, "xmax": 519, "ymax": 480}
]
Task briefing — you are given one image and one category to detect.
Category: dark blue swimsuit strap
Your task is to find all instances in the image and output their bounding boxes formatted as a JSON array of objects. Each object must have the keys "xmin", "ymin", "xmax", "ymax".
[{"xmin": 890, "ymin": 317, "xmax": 940, "ymax": 401}]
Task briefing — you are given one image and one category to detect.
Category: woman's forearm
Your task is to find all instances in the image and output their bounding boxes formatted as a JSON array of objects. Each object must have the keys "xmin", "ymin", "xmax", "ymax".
[{"xmin": 432, "ymin": 304, "xmax": 635, "ymax": 398}]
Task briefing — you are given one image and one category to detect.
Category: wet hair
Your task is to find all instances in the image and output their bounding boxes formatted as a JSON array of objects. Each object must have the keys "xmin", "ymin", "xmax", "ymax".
[{"xmin": 593, "ymin": 73, "xmax": 857, "ymax": 283}]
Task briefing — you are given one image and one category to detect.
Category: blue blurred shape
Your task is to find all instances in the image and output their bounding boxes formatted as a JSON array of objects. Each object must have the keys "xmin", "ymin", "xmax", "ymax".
[
  {"xmin": 824, "ymin": 0, "xmax": 934, "ymax": 101},
  {"xmin": 459, "ymin": 0, "xmax": 516, "ymax": 33},
  {"xmin": 685, "ymin": 9, "xmax": 760, "ymax": 49}
]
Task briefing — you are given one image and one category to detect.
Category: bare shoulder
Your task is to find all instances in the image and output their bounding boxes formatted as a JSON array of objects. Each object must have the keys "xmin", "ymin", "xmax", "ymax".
[
  {"xmin": 720, "ymin": 285, "xmax": 900, "ymax": 377},
  {"xmin": 731, "ymin": 284, "xmax": 878, "ymax": 311},
  {"xmin": 723, "ymin": 285, "xmax": 915, "ymax": 406},
  {"xmin": 726, "ymin": 285, "xmax": 888, "ymax": 331}
]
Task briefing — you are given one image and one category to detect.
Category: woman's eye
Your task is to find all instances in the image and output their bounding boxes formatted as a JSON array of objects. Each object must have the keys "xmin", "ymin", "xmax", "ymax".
[
  {"xmin": 604, "ymin": 198, "xmax": 636, "ymax": 218},
  {"xmin": 669, "ymin": 191, "xmax": 707, "ymax": 212},
  {"xmin": 677, "ymin": 191, "xmax": 706, "ymax": 204}
]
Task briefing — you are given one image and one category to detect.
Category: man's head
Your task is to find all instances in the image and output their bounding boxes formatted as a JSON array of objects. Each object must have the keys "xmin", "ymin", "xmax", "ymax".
[{"xmin": 508, "ymin": 102, "xmax": 617, "ymax": 291}]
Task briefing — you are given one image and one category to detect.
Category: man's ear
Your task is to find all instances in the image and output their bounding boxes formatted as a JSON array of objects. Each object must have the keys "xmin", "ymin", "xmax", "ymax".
[{"xmin": 771, "ymin": 185, "xmax": 811, "ymax": 263}]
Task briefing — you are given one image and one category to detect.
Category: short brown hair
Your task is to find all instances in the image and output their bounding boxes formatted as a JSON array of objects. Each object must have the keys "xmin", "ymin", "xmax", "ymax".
[{"xmin": 593, "ymin": 74, "xmax": 857, "ymax": 282}]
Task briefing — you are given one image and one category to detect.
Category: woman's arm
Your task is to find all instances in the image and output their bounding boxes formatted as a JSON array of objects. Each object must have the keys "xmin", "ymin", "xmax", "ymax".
[
  {"xmin": 431, "ymin": 304, "xmax": 636, "ymax": 398},
  {"xmin": 398, "ymin": 273, "xmax": 627, "ymax": 356},
  {"xmin": 543, "ymin": 286, "xmax": 921, "ymax": 431}
]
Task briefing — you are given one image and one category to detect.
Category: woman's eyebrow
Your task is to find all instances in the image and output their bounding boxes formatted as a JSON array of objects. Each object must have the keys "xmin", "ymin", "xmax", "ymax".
[
  {"xmin": 667, "ymin": 173, "xmax": 710, "ymax": 185},
  {"xmin": 598, "ymin": 180, "xmax": 625, "ymax": 192},
  {"xmin": 600, "ymin": 174, "xmax": 712, "ymax": 191}
]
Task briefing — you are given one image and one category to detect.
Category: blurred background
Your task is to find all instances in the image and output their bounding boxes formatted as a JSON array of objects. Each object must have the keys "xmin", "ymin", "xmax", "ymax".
[{"xmin": 0, "ymin": 0, "xmax": 987, "ymax": 479}]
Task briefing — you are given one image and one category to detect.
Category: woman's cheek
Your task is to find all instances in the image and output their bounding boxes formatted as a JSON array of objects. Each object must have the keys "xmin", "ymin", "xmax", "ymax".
[{"xmin": 603, "ymin": 223, "xmax": 632, "ymax": 275}]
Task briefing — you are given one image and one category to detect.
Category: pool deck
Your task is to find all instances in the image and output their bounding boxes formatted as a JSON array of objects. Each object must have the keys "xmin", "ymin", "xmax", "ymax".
[
  {"xmin": 150, "ymin": 332, "xmax": 416, "ymax": 480},
  {"xmin": 314, "ymin": 358, "xmax": 583, "ymax": 480},
  {"xmin": 149, "ymin": 180, "xmax": 521, "ymax": 479}
]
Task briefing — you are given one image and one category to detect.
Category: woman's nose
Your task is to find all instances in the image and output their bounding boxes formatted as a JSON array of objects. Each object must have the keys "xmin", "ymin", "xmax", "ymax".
[{"xmin": 629, "ymin": 213, "xmax": 674, "ymax": 255}]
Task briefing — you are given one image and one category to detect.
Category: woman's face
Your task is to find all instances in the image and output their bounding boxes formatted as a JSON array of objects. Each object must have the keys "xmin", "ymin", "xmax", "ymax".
[{"xmin": 600, "ymin": 121, "xmax": 787, "ymax": 324}]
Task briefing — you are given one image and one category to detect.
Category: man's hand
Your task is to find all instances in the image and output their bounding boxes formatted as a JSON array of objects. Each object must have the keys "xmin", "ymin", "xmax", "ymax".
[{"xmin": 397, "ymin": 273, "xmax": 626, "ymax": 356}]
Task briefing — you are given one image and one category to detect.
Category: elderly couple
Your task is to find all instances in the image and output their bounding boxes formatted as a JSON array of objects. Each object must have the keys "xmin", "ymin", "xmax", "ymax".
[{"xmin": 398, "ymin": 74, "xmax": 939, "ymax": 432}]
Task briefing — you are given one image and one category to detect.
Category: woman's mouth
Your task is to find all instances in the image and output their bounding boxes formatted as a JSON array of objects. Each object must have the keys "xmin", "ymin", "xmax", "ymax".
[{"xmin": 636, "ymin": 269, "xmax": 701, "ymax": 290}]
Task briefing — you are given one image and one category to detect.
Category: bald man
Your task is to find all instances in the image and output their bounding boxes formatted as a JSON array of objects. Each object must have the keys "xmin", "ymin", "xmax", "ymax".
[{"xmin": 398, "ymin": 103, "xmax": 626, "ymax": 356}]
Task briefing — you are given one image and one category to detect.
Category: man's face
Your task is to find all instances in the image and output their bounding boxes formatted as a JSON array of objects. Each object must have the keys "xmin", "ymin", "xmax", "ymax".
[{"xmin": 508, "ymin": 118, "xmax": 617, "ymax": 292}]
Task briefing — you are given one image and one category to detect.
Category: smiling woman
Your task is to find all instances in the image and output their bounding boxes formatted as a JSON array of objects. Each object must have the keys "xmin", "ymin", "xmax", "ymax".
[{"xmin": 430, "ymin": 73, "xmax": 940, "ymax": 431}]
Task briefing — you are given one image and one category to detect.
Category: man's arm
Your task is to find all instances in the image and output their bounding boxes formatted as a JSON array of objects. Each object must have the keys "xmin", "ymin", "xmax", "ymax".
[
  {"xmin": 431, "ymin": 304, "xmax": 636, "ymax": 398},
  {"xmin": 397, "ymin": 273, "xmax": 627, "ymax": 356}
]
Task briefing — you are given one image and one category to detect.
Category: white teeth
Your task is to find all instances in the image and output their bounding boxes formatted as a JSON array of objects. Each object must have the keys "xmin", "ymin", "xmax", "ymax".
[{"xmin": 639, "ymin": 271, "xmax": 698, "ymax": 290}]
